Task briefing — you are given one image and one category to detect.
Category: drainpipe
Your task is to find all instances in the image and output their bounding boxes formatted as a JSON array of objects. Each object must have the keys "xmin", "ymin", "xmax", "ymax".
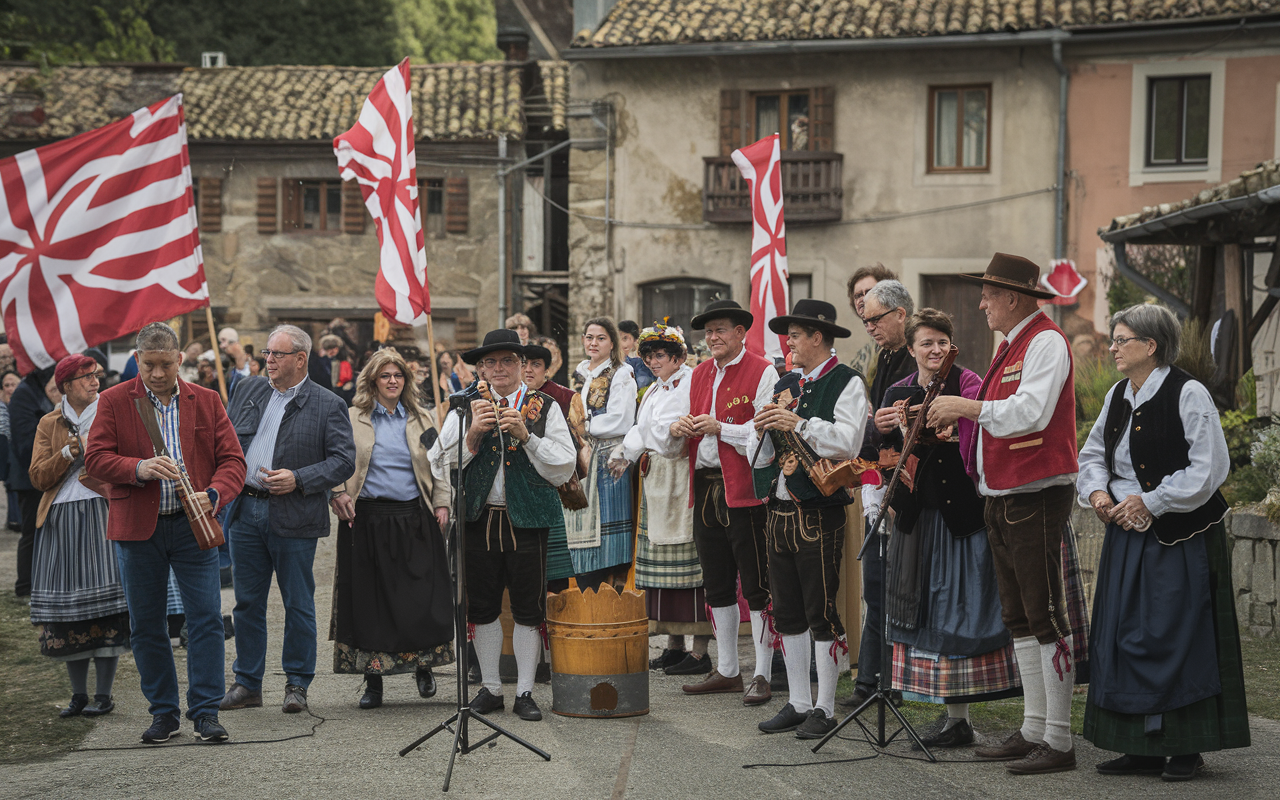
[
  {"xmin": 1052, "ymin": 38, "xmax": 1068, "ymax": 261},
  {"xmin": 497, "ymin": 135, "xmax": 507, "ymax": 327}
]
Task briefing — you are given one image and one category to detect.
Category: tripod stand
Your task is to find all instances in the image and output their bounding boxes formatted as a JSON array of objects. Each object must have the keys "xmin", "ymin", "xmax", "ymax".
[{"xmin": 399, "ymin": 397, "xmax": 551, "ymax": 791}]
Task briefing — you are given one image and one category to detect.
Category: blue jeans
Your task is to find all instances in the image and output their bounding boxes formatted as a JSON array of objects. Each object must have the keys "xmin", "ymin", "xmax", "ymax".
[
  {"xmin": 116, "ymin": 514, "xmax": 224, "ymax": 720},
  {"xmin": 856, "ymin": 518, "xmax": 884, "ymax": 690},
  {"xmin": 228, "ymin": 495, "xmax": 318, "ymax": 691}
]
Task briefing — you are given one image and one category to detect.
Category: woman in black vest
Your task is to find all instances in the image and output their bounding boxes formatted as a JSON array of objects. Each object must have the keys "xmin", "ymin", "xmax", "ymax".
[
  {"xmin": 1078, "ymin": 303, "xmax": 1248, "ymax": 781},
  {"xmin": 882, "ymin": 308, "xmax": 1020, "ymax": 747}
]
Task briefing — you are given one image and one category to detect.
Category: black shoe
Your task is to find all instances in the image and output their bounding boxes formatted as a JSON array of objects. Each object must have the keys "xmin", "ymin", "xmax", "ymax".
[
  {"xmin": 360, "ymin": 675, "xmax": 383, "ymax": 709},
  {"xmin": 1162, "ymin": 754, "xmax": 1204, "ymax": 782},
  {"xmin": 7, "ymin": 521, "xmax": 21, "ymax": 532},
  {"xmin": 649, "ymin": 648, "xmax": 687, "ymax": 671},
  {"xmin": 219, "ymin": 566, "xmax": 233, "ymax": 587},
  {"xmin": 795, "ymin": 708, "xmax": 837, "ymax": 740},
  {"xmin": 470, "ymin": 687, "xmax": 504, "ymax": 715},
  {"xmin": 512, "ymin": 691, "xmax": 543, "ymax": 721},
  {"xmin": 416, "ymin": 668, "xmax": 437, "ymax": 699},
  {"xmin": 837, "ymin": 684, "xmax": 873, "ymax": 709},
  {"xmin": 222, "ymin": 614, "xmax": 235, "ymax": 640},
  {"xmin": 1096, "ymin": 754, "xmax": 1166, "ymax": 775},
  {"xmin": 919, "ymin": 719, "xmax": 975, "ymax": 748},
  {"xmin": 282, "ymin": 684, "xmax": 308, "ymax": 713},
  {"xmin": 81, "ymin": 695, "xmax": 115, "ymax": 717},
  {"xmin": 664, "ymin": 652, "xmax": 712, "ymax": 676},
  {"xmin": 60, "ymin": 693, "xmax": 89, "ymax": 718},
  {"xmin": 193, "ymin": 715, "xmax": 228, "ymax": 742},
  {"xmin": 758, "ymin": 703, "xmax": 809, "ymax": 734},
  {"xmin": 141, "ymin": 713, "xmax": 181, "ymax": 743}
]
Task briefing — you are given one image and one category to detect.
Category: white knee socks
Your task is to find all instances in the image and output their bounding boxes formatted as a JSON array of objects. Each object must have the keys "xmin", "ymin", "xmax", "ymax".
[
  {"xmin": 1041, "ymin": 635, "xmax": 1074, "ymax": 752},
  {"xmin": 748, "ymin": 610, "xmax": 773, "ymax": 681},
  {"xmin": 781, "ymin": 633, "xmax": 812, "ymax": 713},
  {"xmin": 512, "ymin": 623, "xmax": 541, "ymax": 696},
  {"xmin": 473, "ymin": 621, "xmax": 504, "ymax": 695},
  {"xmin": 1013, "ymin": 636, "xmax": 1045, "ymax": 743},
  {"xmin": 815, "ymin": 643, "xmax": 840, "ymax": 717},
  {"xmin": 944, "ymin": 702, "xmax": 969, "ymax": 730},
  {"xmin": 711, "ymin": 605, "xmax": 741, "ymax": 678}
]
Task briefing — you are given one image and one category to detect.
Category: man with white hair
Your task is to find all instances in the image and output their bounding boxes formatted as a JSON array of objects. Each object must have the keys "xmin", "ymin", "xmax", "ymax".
[{"xmin": 220, "ymin": 325, "xmax": 355, "ymax": 715}]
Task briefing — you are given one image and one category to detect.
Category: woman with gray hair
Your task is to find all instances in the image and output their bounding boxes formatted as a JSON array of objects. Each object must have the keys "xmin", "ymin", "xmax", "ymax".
[{"xmin": 1076, "ymin": 303, "xmax": 1249, "ymax": 781}]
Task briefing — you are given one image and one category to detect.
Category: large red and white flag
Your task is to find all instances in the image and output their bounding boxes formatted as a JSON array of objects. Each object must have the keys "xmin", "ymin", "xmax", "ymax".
[
  {"xmin": 0, "ymin": 94, "xmax": 208, "ymax": 374},
  {"xmin": 333, "ymin": 58, "xmax": 429, "ymax": 325},
  {"xmin": 732, "ymin": 134, "xmax": 789, "ymax": 361}
]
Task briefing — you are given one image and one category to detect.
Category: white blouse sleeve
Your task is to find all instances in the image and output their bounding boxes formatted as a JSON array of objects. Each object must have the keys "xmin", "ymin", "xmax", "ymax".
[
  {"xmin": 1075, "ymin": 386, "xmax": 1116, "ymax": 507},
  {"xmin": 977, "ymin": 331, "xmax": 1070, "ymax": 438},
  {"xmin": 585, "ymin": 364, "xmax": 637, "ymax": 439},
  {"xmin": 1142, "ymin": 381, "xmax": 1229, "ymax": 517},
  {"xmin": 719, "ymin": 364, "xmax": 780, "ymax": 455}
]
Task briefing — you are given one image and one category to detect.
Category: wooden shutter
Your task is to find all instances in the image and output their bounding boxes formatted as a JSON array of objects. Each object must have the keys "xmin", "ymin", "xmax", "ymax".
[
  {"xmin": 719, "ymin": 89, "xmax": 744, "ymax": 156},
  {"xmin": 281, "ymin": 179, "xmax": 301, "ymax": 231},
  {"xmin": 198, "ymin": 178, "xmax": 223, "ymax": 233},
  {"xmin": 445, "ymin": 176, "xmax": 469, "ymax": 234},
  {"xmin": 341, "ymin": 180, "xmax": 366, "ymax": 234},
  {"xmin": 256, "ymin": 178, "xmax": 278, "ymax": 234},
  {"xmin": 810, "ymin": 87, "xmax": 835, "ymax": 152}
]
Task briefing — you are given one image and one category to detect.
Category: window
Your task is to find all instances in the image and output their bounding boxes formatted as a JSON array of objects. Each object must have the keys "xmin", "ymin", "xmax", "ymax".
[
  {"xmin": 752, "ymin": 91, "xmax": 810, "ymax": 151},
  {"xmin": 640, "ymin": 278, "xmax": 731, "ymax": 342},
  {"xmin": 1147, "ymin": 75, "xmax": 1210, "ymax": 166},
  {"xmin": 282, "ymin": 179, "xmax": 342, "ymax": 233},
  {"xmin": 928, "ymin": 85, "xmax": 990, "ymax": 173},
  {"xmin": 788, "ymin": 274, "xmax": 812, "ymax": 301},
  {"xmin": 420, "ymin": 178, "xmax": 445, "ymax": 237},
  {"xmin": 722, "ymin": 88, "xmax": 833, "ymax": 155}
]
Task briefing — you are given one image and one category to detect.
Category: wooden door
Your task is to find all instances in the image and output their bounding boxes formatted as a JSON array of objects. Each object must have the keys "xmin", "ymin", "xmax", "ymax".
[{"xmin": 921, "ymin": 275, "xmax": 992, "ymax": 375}]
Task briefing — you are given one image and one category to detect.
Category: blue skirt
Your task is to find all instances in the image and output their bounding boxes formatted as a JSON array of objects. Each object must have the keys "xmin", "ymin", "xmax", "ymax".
[{"xmin": 567, "ymin": 438, "xmax": 634, "ymax": 574}]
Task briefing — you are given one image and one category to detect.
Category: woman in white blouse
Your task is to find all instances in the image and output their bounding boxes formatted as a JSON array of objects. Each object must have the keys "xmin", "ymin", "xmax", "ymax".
[
  {"xmin": 1076, "ymin": 303, "xmax": 1248, "ymax": 782},
  {"xmin": 609, "ymin": 324, "xmax": 712, "ymax": 675},
  {"xmin": 565, "ymin": 317, "xmax": 637, "ymax": 591}
]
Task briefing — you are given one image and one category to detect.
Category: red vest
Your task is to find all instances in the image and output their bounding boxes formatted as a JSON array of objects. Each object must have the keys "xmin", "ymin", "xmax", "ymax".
[
  {"xmin": 975, "ymin": 312, "xmax": 1078, "ymax": 491},
  {"xmin": 687, "ymin": 350, "xmax": 769, "ymax": 508}
]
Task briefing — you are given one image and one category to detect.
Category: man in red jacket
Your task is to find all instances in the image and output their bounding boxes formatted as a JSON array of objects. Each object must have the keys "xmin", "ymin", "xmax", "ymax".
[{"xmin": 87, "ymin": 322, "xmax": 246, "ymax": 745}]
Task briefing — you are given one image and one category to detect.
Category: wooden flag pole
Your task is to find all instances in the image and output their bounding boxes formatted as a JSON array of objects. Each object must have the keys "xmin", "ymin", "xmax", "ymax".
[
  {"xmin": 424, "ymin": 314, "xmax": 445, "ymax": 427},
  {"xmin": 204, "ymin": 304, "xmax": 228, "ymax": 404}
]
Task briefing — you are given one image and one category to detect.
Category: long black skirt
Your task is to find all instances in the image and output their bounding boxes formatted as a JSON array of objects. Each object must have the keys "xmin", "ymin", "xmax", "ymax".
[{"xmin": 330, "ymin": 497, "xmax": 455, "ymax": 674}]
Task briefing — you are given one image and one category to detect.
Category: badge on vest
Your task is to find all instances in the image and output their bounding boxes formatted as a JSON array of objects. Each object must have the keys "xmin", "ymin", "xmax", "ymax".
[{"xmin": 1000, "ymin": 360, "xmax": 1023, "ymax": 384}]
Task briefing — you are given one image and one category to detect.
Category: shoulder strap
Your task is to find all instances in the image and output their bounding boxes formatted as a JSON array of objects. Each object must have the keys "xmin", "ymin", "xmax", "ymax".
[{"xmin": 133, "ymin": 397, "xmax": 169, "ymax": 458}]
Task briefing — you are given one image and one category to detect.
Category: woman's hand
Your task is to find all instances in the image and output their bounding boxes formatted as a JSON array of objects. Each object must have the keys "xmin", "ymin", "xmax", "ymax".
[
  {"xmin": 1089, "ymin": 490, "xmax": 1115, "ymax": 524},
  {"xmin": 331, "ymin": 492, "xmax": 355, "ymax": 522},
  {"xmin": 435, "ymin": 506, "xmax": 449, "ymax": 529},
  {"xmin": 873, "ymin": 406, "xmax": 900, "ymax": 434},
  {"xmin": 1111, "ymin": 494, "xmax": 1151, "ymax": 531}
]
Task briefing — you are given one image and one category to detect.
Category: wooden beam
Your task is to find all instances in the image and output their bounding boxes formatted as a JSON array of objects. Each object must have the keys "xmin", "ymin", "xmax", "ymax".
[
  {"xmin": 1191, "ymin": 245, "xmax": 1217, "ymax": 324},
  {"xmin": 1224, "ymin": 244, "xmax": 1246, "ymax": 377}
]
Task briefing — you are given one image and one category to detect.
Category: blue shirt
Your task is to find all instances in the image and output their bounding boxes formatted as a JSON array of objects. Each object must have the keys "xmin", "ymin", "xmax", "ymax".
[
  {"xmin": 243, "ymin": 378, "xmax": 306, "ymax": 490},
  {"xmin": 359, "ymin": 402, "xmax": 419, "ymax": 501},
  {"xmin": 145, "ymin": 388, "xmax": 184, "ymax": 514},
  {"xmin": 627, "ymin": 355, "xmax": 655, "ymax": 391}
]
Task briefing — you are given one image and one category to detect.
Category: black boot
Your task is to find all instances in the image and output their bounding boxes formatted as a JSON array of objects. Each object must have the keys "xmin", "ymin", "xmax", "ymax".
[
  {"xmin": 360, "ymin": 675, "xmax": 383, "ymax": 709},
  {"xmin": 60, "ymin": 694, "xmax": 89, "ymax": 718}
]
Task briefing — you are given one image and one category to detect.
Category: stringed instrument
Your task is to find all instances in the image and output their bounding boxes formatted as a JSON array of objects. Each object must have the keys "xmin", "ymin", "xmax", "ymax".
[{"xmin": 762, "ymin": 387, "xmax": 881, "ymax": 497}]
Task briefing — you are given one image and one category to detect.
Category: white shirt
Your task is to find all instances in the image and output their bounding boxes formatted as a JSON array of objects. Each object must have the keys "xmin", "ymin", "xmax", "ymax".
[
  {"xmin": 1076, "ymin": 366, "xmax": 1228, "ymax": 518},
  {"xmin": 619, "ymin": 364, "xmax": 692, "ymax": 463},
  {"xmin": 576, "ymin": 359, "xmax": 637, "ymax": 440},
  {"xmin": 976, "ymin": 310, "xmax": 1077, "ymax": 496},
  {"xmin": 753, "ymin": 357, "xmax": 868, "ymax": 500},
  {"xmin": 685, "ymin": 348, "xmax": 780, "ymax": 468},
  {"xmin": 436, "ymin": 382, "xmax": 577, "ymax": 506}
]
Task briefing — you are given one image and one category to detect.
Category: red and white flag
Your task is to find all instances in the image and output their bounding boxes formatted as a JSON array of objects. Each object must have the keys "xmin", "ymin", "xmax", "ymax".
[
  {"xmin": 732, "ymin": 134, "xmax": 789, "ymax": 361},
  {"xmin": 0, "ymin": 94, "xmax": 208, "ymax": 375},
  {"xmin": 333, "ymin": 58, "xmax": 429, "ymax": 325}
]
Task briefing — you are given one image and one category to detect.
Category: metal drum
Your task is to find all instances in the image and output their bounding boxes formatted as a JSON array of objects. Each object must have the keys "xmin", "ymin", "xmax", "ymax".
[{"xmin": 546, "ymin": 584, "xmax": 649, "ymax": 718}]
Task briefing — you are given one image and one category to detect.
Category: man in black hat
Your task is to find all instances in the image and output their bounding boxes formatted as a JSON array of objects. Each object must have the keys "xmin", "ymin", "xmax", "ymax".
[
  {"xmin": 665, "ymin": 299, "xmax": 779, "ymax": 706},
  {"xmin": 751, "ymin": 300, "xmax": 868, "ymax": 739},
  {"xmin": 927, "ymin": 253, "xmax": 1080, "ymax": 775},
  {"xmin": 436, "ymin": 329, "xmax": 576, "ymax": 722}
]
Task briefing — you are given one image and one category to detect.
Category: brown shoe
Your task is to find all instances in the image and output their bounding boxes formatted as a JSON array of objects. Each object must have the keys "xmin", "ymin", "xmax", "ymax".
[
  {"xmin": 1007, "ymin": 743, "xmax": 1077, "ymax": 775},
  {"xmin": 682, "ymin": 669, "xmax": 744, "ymax": 695},
  {"xmin": 743, "ymin": 675, "xmax": 772, "ymax": 706},
  {"xmin": 974, "ymin": 729, "xmax": 1037, "ymax": 761},
  {"xmin": 219, "ymin": 682, "xmax": 263, "ymax": 711}
]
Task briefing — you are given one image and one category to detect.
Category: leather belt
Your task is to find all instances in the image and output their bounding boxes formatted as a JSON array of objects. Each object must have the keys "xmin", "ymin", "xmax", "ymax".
[{"xmin": 241, "ymin": 485, "xmax": 271, "ymax": 500}]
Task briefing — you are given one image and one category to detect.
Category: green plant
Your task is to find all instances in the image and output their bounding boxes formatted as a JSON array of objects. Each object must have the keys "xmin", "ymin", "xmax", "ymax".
[
  {"xmin": 1175, "ymin": 317, "xmax": 1215, "ymax": 388},
  {"xmin": 1074, "ymin": 354, "xmax": 1122, "ymax": 435},
  {"xmin": 1222, "ymin": 464, "xmax": 1271, "ymax": 506}
]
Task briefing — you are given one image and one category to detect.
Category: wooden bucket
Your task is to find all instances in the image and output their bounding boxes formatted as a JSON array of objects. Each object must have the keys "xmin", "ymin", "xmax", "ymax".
[{"xmin": 546, "ymin": 584, "xmax": 649, "ymax": 718}]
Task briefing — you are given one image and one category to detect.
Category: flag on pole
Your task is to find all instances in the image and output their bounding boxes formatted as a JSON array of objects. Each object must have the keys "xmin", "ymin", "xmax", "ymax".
[
  {"xmin": 0, "ymin": 94, "xmax": 209, "ymax": 375},
  {"xmin": 333, "ymin": 57, "xmax": 429, "ymax": 325},
  {"xmin": 732, "ymin": 133, "xmax": 789, "ymax": 361}
]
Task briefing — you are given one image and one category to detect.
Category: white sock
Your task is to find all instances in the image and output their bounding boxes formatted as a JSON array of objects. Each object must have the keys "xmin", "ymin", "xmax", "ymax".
[
  {"xmin": 473, "ymin": 621, "xmax": 504, "ymax": 696},
  {"xmin": 1013, "ymin": 636, "xmax": 1045, "ymax": 743},
  {"xmin": 711, "ymin": 605, "xmax": 741, "ymax": 678},
  {"xmin": 944, "ymin": 702, "xmax": 970, "ymax": 730},
  {"xmin": 781, "ymin": 633, "xmax": 813, "ymax": 713},
  {"xmin": 748, "ymin": 610, "xmax": 773, "ymax": 681},
  {"xmin": 513, "ymin": 624, "xmax": 541, "ymax": 696},
  {"xmin": 1041, "ymin": 636, "xmax": 1075, "ymax": 752},
  {"xmin": 815, "ymin": 641, "xmax": 841, "ymax": 717}
]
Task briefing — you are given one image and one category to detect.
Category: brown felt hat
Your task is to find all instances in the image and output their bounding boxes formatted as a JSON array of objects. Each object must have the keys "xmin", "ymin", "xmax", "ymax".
[{"xmin": 958, "ymin": 253, "xmax": 1056, "ymax": 300}]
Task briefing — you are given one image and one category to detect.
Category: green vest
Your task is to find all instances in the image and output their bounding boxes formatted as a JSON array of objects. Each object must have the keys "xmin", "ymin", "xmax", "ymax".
[
  {"xmin": 463, "ymin": 390, "xmax": 565, "ymax": 527},
  {"xmin": 753, "ymin": 364, "xmax": 857, "ymax": 508}
]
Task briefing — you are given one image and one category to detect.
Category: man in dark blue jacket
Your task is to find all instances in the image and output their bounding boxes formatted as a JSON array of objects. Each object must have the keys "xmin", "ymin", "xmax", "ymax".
[
  {"xmin": 9, "ymin": 365, "xmax": 55, "ymax": 596},
  {"xmin": 219, "ymin": 325, "xmax": 355, "ymax": 714}
]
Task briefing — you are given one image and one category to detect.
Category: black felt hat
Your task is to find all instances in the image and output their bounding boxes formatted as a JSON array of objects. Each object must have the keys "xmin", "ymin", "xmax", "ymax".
[
  {"xmin": 523, "ymin": 343, "xmax": 553, "ymax": 368},
  {"xmin": 462, "ymin": 329, "xmax": 525, "ymax": 365},
  {"xmin": 767, "ymin": 299, "xmax": 852, "ymax": 339},
  {"xmin": 690, "ymin": 299, "xmax": 753, "ymax": 332},
  {"xmin": 958, "ymin": 253, "xmax": 1056, "ymax": 300}
]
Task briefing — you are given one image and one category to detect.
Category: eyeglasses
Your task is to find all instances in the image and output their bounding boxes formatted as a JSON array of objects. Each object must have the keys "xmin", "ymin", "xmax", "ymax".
[
  {"xmin": 376, "ymin": 372, "xmax": 405, "ymax": 382},
  {"xmin": 479, "ymin": 356, "xmax": 521, "ymax": 369},
  {"xmin": 862, "ymin": 308, "xmax": 896, "ymax": 328},
  {"xmin": 74, "ymin": 372, "xmax": 104, "ymax": 383},
  {"xmin": 1110, "ymin": 336, "xmax": 1149, "ymax": 348},
  {"xmin": 261, "ymin": 349, "xmax": 302, "ymax": 360}
]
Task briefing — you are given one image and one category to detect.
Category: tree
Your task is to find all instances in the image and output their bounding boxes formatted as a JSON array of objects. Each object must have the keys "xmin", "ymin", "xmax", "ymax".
[{"xmin": 0, "ymin": 0, "xmax": 176, "ymax": 64}]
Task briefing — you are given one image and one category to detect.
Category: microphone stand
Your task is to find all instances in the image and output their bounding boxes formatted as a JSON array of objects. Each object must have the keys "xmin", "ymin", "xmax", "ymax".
[{"xmin": 399, "ymin": 395, "xmax": 551, "ymax": 791}]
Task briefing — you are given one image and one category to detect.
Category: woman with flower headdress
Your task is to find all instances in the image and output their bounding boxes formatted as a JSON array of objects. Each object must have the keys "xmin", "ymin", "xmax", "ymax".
[{"xmin": 608, "ymin": 323, "xmax": 712, "ymax": 675}]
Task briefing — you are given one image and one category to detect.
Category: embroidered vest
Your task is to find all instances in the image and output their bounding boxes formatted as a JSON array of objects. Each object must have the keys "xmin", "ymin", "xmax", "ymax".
[
  {"xmin": 463, "ymin": 389, "xmax": 563, "ymax": 527},
  {"xmin": 753, "ymin": 365, "xmax": 857, "ymax": 508},
  {"xmin": 687, "ymin": 350, "xmax": 770, "ymax": 508},
  {"xmin": 974, "ymin": 313, "xmax": 1078, "ymax": 490},
  {"xmin": 1101, "ymin": 367, "xmax": 1229, "ymax": 545}
]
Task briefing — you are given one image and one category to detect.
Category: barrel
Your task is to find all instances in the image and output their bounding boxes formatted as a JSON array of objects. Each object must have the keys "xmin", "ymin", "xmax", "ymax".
[{"xmin": 546, "ymin": 584, "xmax": 649, "ymax": 718}]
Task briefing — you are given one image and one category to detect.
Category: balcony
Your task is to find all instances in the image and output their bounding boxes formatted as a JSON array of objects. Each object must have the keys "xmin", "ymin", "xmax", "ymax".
[{"xmin": 703, "ymin": 151, "xmax": 844, "ymax": 224}]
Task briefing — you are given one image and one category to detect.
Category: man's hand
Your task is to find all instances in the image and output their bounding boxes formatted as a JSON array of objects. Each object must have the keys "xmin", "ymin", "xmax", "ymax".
[
  {"xmin": 466, "ymin": 399, "xmax": 498, "ymax": 453},
  {"xmin": 670, "ymin": 416, "xmax": 694, "ymax": 438},
  {"xmin": 1089, "ymin": 490, "xmax": 1115, "ymax": 524},
  {"xmin": 926, "ymin": 396, "xmax": 981, "ymax": 429},
  {"xmin": 260, "ymin": 467, "xmax": 297, "ymax": 495},
  {"xmin": 435, "ymin": 506, "xmax": 450, "ymax": 529},
  {"xmin": 497, "ymin": 407, "xmax": 529, "ymax": 443},
  {"xmin": 873, "ymin": 406, "xmax": 900, "ymax": 434},
  {"xmin": 689, "ymin": 414, "xmax": 721, "ymax": 437},
  {"xmin": 754, "ymin": 405, "xmax": 801, "ymax": 433},
  {"xmin": 177, "ymin": 487, "xmax": 214, "ymax": 516},
  {"xmin": 331, "ymin": 493, "xmax": 355, "ymax": 521},
  {"xmin": 138, "ymin": 455, "xmax": 181, "ymax": 482}
]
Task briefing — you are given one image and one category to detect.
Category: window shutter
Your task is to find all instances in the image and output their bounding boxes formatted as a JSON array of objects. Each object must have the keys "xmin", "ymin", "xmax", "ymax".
[
  {"xmin": 281, "ymin": 179, "xmax": 301, "ymax": 231},
  {"xmin": 445, "ymin": 176, "xmax": 469, "ymax": 234},
  {"xmin": 256, "ymin": 178, "xmax": 278, "ymax": 234},
  {"xmin": 198, "ymin": 178, "xmax": 223, "ymax": 233},
  {"xmin": 341, "ymin": 180, "xmax": 366, "ymax": 234},
  {"xmin": 719, "ymin": 89, "xmax": 743, "ymax": 156},
  {"xmin": 810, "ymin": 87, "xmax": 834, "ymax": 152}
]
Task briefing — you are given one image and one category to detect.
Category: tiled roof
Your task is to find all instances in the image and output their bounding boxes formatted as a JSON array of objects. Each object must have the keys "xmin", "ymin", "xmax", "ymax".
[
  {"xmin": 1102, "ymin": 158, "xmax": 1280, "ymax": 235},
  {"xmin": 0, "ymin": 61, "xmax": 570, "ymax": 142},
  {"xmin": 573, "ymin": 0, "xmax": 1277, "ymax": 48}
]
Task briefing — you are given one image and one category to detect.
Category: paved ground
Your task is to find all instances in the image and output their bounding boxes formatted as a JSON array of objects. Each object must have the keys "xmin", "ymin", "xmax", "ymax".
[{"xmin": 2, "ymin": 512, "xmax": 1279, "ymax": 799}]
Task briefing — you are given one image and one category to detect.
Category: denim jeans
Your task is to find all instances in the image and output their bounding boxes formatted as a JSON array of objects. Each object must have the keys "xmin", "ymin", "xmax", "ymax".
[
  {"xmin": 228, "ymin": 495, "xmax": 318, "ymax": 691},
  {"xmin": 116, "ymin": 513, "xmax": 224, "ymax": 720},
  {"xmin": 856, "ymin": 518, "xmax": 884, "ymax": 690}
]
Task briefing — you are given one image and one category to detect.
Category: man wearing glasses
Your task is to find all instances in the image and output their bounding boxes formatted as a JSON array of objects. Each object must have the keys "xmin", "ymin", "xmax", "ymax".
[{"xmin": 220, "ymin": 325, "xmax": 355, "ymax": 715}]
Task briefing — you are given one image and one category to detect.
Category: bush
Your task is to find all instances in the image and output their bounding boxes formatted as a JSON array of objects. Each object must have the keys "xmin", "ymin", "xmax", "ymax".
[{"xmin": 1222, "ymin": 464, "xmax": 1271, "ymax": 506}]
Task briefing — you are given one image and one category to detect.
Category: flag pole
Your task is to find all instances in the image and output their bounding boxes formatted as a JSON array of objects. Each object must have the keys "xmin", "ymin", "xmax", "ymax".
[
  {"xmin": 204, "ymin": 303, "xmax": 228, "ymax": 403},
  {"xmin": 424, "ymin": 314, "xmax": 444, "ymax": 427}
]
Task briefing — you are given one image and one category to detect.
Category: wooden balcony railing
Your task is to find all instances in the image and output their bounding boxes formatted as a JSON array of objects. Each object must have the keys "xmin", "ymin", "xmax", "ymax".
[{"xmin": 703, "ymin": 151, "xmax": 844, "ymax": 224}]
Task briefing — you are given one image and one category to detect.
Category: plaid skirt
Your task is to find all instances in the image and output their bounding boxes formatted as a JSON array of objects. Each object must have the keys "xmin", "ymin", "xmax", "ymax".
[
  {"xmin": 566, "ymin": 435, "xmax": 633, "ymax": 573},
  {"xmin": 30, "ymin": 498, "xmax": 128, "ymax": 624},
  {"xmin": 635, "ymin": 456, "xmax": 700, "ymax": 590}
]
